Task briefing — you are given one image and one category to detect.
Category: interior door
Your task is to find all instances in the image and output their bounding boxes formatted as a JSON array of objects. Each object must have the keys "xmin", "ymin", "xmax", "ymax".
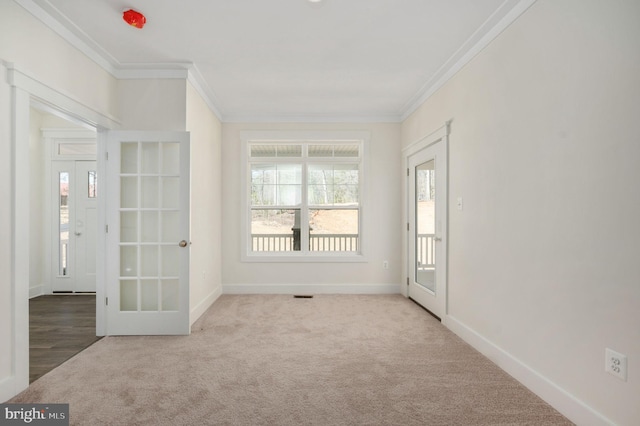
[
  {"xmin": 51, "ymin": 160, "xmax": 97, "ymax": 292},
  {"xmin": 408, "ymin": 139, "xmax": 447, "ymax": 319},
  {"xmin": 106, "ymin": 131, "xmax": 190, "ymax": 335}
]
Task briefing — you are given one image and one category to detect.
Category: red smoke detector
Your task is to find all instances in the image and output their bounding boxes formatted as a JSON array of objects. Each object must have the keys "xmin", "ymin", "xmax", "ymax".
[{"xmin": 123, "ymin": 9, "xmax": 146, "ymax": 29}]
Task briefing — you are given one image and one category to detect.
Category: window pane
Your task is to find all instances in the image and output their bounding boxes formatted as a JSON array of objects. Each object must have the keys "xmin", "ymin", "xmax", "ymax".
[
  {"xmin": 308, "ymin": 144, "xmax": 359, "ymax": 157},
  {"xmin": 308, "ymin": 164, "xmax": 358, "ymax": 206},
  {"xmin": 251, "ymin": 209, "xmax": 298, "ymax": 252},
  {"xmin": 251, "ymin": 164, "xmax": 301, "ymax": 206},
  {"xmin": 309, "ymin": 209, "xmax": 359, "ymax": 252},
  {"xmin": 251, "ymin": 144, "xmax": 302, "ymax": 157},
  {"xmin": 58, "ymin": 143, "xmax": 97, "ymax": 156}
]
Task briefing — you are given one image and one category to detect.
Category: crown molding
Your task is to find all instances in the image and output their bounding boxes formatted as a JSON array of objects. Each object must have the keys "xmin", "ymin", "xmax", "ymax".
[
  {"xmin": 14, "ymin": 0, "xmax": 119, "ymax": 74},
  {"xmin": 223, "ymin": 113, "xmax": 402, "ymax": 124},
  {"xmin": 186, "ymin": 65, "xmax": 225, "ymax": 121},
  {"xmin": 398, "ymin": 0, "xmax": 538, "ymax": 121}
]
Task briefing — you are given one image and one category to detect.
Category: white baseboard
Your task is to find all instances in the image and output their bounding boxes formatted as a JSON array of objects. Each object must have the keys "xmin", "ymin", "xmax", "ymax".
[
  {"xmin": 29, "ymin": 285, "xmax": 44, "ymax": 299},
  {"xmin": 222, "ymin": 283, "xmax": 401, "ymax": 295},
  {"xmin": 445, "ymin": 315, "xmax": 613, "ymax": 426},
  {"xmin": 0, "ymin": 375, "xmax": 28, "ymax": 404},
  {"xmin": 190, "ymin": 286, "xmax": 223, "ymax": 326},
  {"xmin": 0, "ymin": 376, "xmax": 15, "ymax": 403}
]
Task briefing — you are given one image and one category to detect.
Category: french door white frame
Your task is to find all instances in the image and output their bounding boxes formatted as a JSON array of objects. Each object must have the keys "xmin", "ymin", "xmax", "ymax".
[{"xmin": 402, "ymin": 121, "xmax": 450, "ymax": 322}]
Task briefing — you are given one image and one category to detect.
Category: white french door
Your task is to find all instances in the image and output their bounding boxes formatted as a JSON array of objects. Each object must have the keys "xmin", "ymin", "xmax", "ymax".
[
  {"xmin": 407, "ymin": 137, "xmax": 447, "ymax": 319},
  {"xmin": 51, "ymin": 160, "xmax": 97, "ymax": 292},
  {"xmin": 105, "ymin": 131, "xmax": 190, "ymax": 335}
]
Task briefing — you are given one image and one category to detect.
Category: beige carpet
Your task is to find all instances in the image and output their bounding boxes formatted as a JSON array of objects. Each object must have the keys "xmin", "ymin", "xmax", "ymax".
[{"xmin": 11, "ymin": 295, "xmax": 572, "ymax": 425}]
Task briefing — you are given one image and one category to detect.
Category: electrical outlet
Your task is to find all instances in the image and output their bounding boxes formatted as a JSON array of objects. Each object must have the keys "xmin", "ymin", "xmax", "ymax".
[
  {"xmin": 605, "ymin": 348, "xmax": 627, "ymax": 381},
  {"xmin": 383, "ymin": 261, "xmax": 389, "ymax": 270}
]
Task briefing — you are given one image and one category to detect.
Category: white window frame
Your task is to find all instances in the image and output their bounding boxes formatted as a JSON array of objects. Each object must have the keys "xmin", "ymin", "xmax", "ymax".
[{"xmin": 241, "ymin": 130, "xmax": 370, "ymax": 263}]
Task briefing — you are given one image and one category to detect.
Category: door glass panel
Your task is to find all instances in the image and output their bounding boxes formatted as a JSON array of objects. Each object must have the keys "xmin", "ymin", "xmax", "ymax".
[
  {"xmin": 141, "ymin": 142, "xmax": 159, "ymax": 174},
  {"xmin": 121, "ymin": 143, "xmax": 138, "ymax": 174},
  {"xmin": 161, "ymin": 280, "xmax": 179, "ymax": 311},
  {"xmin": 120, "ymin": 246, "xmax": 137, "ymax": 276},
  {"xmin": 141, "ymin": 211, "xmax": 159, "ymax": 242},
  {"xmin": 415, "ymin": 160, "xmax": 436, "ymax": 292},
  {"xmin": 120, "ymin": 212, "xmax": 137, "ymax": 242},
  {"xmin": 121, "ymin": 177, "xmax": 138, "ymax": 208},
  {"xmin": 141, "ymin": 177, "xmax": 159, "ymax": 208},
  {"xmin": 161, "ymin": 143, "xmax": 180, "ymax": 175},
  {"xmin": 161, "ymin": 177, "xmax": 180, "ymax": 208},
  {"xmin": 120, "ymin": 280, "xmax": 137, "ymax": 311},
  {"xmin": 58, "ymin": 172, "xmax": 69, "ymax": 276},
  {"xmin": 161, "ymin": 246, "xmax": 179, "ymax": 277},
  {"xmin": 141, "ymin": 246, "xmax": 159, "ymax": 276},
  {"xmin": 88, "ymin": 171, "xmax": 98, "ymax": 198},
  {"xmin": 161, "ymin": 211, "xmax": 180, "ymax": 242},
  {"xmin": 141, "ymin": 280, "xmax": 159, "ymax": 311}
]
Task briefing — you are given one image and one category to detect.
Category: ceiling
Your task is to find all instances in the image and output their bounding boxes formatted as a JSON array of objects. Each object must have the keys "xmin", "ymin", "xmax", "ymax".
[{"xmin": 22, "ymin": 0, "xmax": 533, "ymax": 122}]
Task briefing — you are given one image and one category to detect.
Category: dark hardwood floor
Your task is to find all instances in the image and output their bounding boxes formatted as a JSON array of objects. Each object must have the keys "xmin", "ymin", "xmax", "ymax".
[{"xmin": 29, "ymin": 295, "xmax": 102, "ymax": 383}]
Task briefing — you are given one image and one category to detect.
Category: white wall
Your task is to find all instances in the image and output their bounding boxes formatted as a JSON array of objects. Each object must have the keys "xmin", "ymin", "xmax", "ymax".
[
  {"xmin": 0, "ymin": 2, "xmax": 117, "ymax": 120},
  {"xmin": 117, "ymin": 79, "xmax": 187, "ymax": 131},
  {"xmin": 186, "ymin": 82, "xmax": 223, "ymax": 323},
  {"xmin": 402, "ymin": 1, "xmax": 640, "ymax": 424},
  {"xmin": 221, "ymin": 122, "xmax": 402, "ymax": 293}
]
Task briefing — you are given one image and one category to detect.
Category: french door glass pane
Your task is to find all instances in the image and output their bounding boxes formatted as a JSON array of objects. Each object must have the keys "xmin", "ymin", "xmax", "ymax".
[
  {"xmin": 141, "ymin": 280, "xmax": 159, "ymax": 311},
  {"xmin": 141, "ymin": 143, "xmax": 159, "ymax": 174}
]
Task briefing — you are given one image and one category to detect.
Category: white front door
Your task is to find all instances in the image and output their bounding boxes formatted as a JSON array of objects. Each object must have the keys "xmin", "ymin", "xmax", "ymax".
[
  {"xmin": 408, "ymin": 138, "xmax": 447, "ymax": 319},
  {"xmin": 105, "ymin": 131, "xmax": 190, "ymax": 335},
  {"xmin": 51, "ymin": 160, "xmax": 97, "ymax": 292}
]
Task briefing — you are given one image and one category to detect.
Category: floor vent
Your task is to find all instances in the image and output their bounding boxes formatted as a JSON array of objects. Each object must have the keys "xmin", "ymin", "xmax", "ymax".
[{"xmin": 293, "ymin": 295, "xmax": 314, "ymax": 299}]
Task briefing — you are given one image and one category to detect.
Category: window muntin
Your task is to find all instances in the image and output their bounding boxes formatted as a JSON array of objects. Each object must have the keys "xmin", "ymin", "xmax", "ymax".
[{"xmin": 248, "ymin": 140, "xmax": 362, "ymax": 256}]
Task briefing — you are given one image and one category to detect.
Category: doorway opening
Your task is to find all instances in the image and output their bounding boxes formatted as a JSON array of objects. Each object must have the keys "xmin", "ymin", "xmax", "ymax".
[{"xmin": 28, "ymin": 107, "xmax": 99, "ymax": 382}]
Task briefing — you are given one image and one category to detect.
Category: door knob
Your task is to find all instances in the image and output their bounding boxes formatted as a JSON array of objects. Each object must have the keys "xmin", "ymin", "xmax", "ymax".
[
  {"xmin": 434, "ymin": 237, "xmax": 442, "ymax": 242},
  {"xmin": 179, "ymin": 240, "xmax": 189, "ymax": 248},
  {"xmin": 75, "ymin": 232, "xmax": 82, "ymax": 236}
]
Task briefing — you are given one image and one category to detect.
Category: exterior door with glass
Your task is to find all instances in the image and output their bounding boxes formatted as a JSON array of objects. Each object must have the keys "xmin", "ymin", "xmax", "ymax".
[
  {"xmin": 106, "ymin": 131, "xmax": 190, "ymax": 335},
  {"xmin": 408, "ymin": 139, "xmax": 447, "ymax": 319},
  {"xmin": 51, "ymin": 160, "xmax": 97, "ymax": 292}
]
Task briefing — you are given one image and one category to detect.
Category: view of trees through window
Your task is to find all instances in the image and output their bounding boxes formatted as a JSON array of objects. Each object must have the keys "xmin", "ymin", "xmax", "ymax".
[{"xmin": 249, "ymin": 142, "xmax": 361, "ymax": 253}]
